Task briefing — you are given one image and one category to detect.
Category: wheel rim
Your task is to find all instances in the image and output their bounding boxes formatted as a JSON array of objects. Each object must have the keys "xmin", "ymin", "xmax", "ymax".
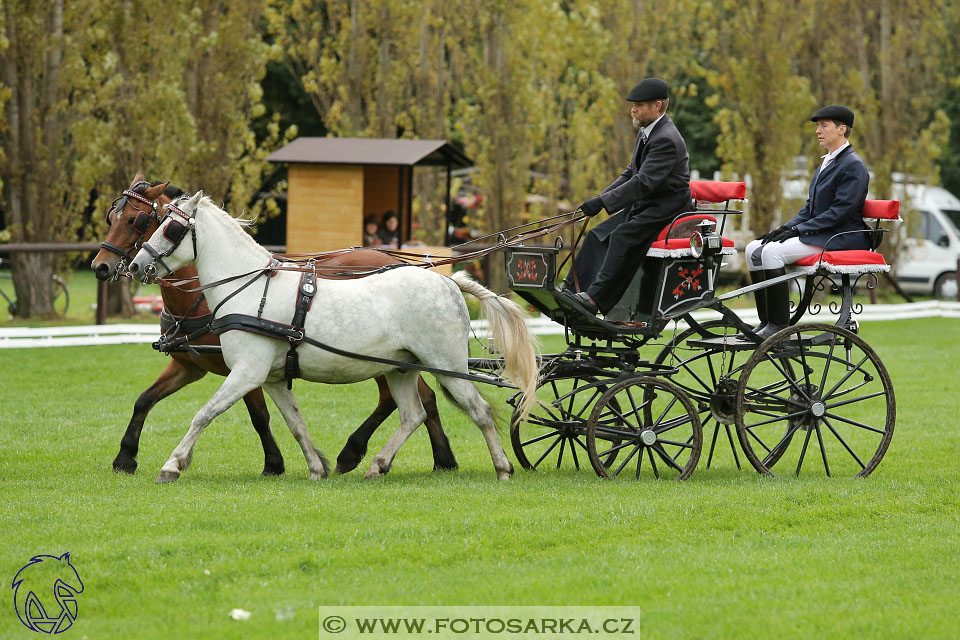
[
  {"xmin": 586, "ymin": 377, "xmax": 702, "ymax": 480},
  {"xmin": 511, "ymin": 377, "xmax": 618, "ymax": 471},
  {"xmin": 735, "ymin": 323, "xmax": 895, "ymax": 477},
  {"xmin": 655, "ymin": 320, "xmax": 746, "ymax": 470}
]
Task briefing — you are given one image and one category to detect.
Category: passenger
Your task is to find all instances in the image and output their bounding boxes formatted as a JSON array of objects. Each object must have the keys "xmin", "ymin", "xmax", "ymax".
[
  {"xmin": 559, "ymin": 77, "xmax": 691, "ymax": 317},
  {"xmin": 378, "ymin": 210, "xmax": 400, "ymax": 248},
  {"xmin": 744, "ymin": 104, "xmax": 869, "ymax": 338},
  {"xmin": 362, "ymin": 215, "xmax": 380, "ymax": 247}
]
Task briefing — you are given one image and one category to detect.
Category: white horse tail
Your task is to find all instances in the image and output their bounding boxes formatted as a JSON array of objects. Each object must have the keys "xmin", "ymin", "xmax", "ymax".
[{"xmin": 450, "ymin": 271, "xmax": 539, "ymax": 423}]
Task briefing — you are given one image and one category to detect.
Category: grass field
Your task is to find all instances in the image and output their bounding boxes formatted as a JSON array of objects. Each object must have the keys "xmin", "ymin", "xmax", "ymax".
[{"xmin": 1, "ymin": 318, "xmax": 959, "ymax": 638}]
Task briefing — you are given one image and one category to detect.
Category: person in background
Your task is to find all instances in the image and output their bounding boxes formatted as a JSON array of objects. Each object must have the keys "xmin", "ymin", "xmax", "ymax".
[
  {"xmin": 378, "ymin": 210, "xmax": 400, "ymax": 248},
  {"xmin": 743, "ymin": 104, "xmax": 869, "ymax": 338},
  {"xmin": 362, "ymin": 215, "xmax": 380, "ymax": 247}
]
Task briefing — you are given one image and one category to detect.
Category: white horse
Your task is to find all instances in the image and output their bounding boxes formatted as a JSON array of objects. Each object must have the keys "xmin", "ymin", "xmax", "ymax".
[{"xmin": 129, "ymin": 192, "xmax": 539, "ymax": 482}]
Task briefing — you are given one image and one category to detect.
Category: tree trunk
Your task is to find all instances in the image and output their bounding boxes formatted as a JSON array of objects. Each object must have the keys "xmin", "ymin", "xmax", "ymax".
[{"xmin": 9, "ymin": 253, "xmax": 56, "ymax": 318}]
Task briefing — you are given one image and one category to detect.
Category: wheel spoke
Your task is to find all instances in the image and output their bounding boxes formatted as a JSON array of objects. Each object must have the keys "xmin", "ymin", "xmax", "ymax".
[
  {"xmin": 815, "ymin": 425, "xmax": 830, "ymax": 477},
  {"xmin": 706, "ymin": 419, "xmax": 720, "ymax": 468},
  {"xmin": 569, "ymin": 437, "xmax": 580, "ymax": 470},
  {"xmin": 653, "ymin": 443, "xmax": 686, "ymax": 473},
  {"xmin": 823, "ymin": 354, "xmax": 871, "ymax": 399},
  {"xmin": 795, "ymin": 425, "xmax": 814, "ymax": 476},
  {"xmin": 556, "ymin": 436, "xmax": 566, "ymax": 469},
  {"xmin": 646, "ymin": 446, "xmax": 660, "ymax": 479},
  {"xmin": 823, "ymin": 412, "xmax": 887, "ymax": 435},
  {"xmin": 521, "ymin": 430, "xmax": 559, "ymax": 447},
  {"xmin": 819, "ymin": 331, "xmax": 838, "ymax": 393},
  {"xmin": 761, "ymin": 424, "xmax": 799, "ymax": 467},
  {"xmin": 596, "ymin": 439, "xmax": 635, "ymax": 460},
  {"xmin": 822, "ymin": 416, "xmax": 866, "ymax": 470},
  {"xmin": 724, "ymin": 424, "xmax": 742, "ymax": 470},
  {"xmin": 532, "ymin": 435, "xmax": 562, "ymax": 469},
  {"xmin": 824, "ymin": 390, "xmax": 887, "ymax": 411},
  {"xmin": 656, "ymin": 438, "xmax": 695, "ymax": 449},
  {"xmin": 743, "ymin": 408, "xmax": 807, "ymax": 429},
  {"xmin": 611, "ymin": 444, "xmax": 641, "ymax": 478},
  {"xmin": 762, "ymin": 351, "xmax": 811, "ymax": 402}
]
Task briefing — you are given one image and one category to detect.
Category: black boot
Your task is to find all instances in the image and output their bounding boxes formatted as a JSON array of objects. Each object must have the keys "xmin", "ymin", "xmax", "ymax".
[
  {"xmin": 737, "ymin": 269, "xmax": 768, "ymax": 338},
  {"xmin": 756, "ymin": 267, "xmax": 790, "ymax": 339}
]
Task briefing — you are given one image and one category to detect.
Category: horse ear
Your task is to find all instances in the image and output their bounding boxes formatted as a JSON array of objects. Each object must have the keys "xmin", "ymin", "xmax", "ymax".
[
  {"xmin": 129, "ymin": 173, "xmax": 146, "ymax": 189},
  {"xmin": 144, "ymin": 181, "xmax": 169, "ymax": 201},
  {"xmin": 187, "ymin": 190, "xmax": 204, "ymax": 211}
]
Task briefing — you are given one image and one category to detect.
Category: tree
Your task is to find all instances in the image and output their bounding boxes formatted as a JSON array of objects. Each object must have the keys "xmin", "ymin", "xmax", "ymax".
[
  {"xmin": 0, "ymin": 0, "xmax": 113, "ymax": 317},
  {"xmin": 698, "ymin": 0, "xmax": 816, "ymax": 235}
]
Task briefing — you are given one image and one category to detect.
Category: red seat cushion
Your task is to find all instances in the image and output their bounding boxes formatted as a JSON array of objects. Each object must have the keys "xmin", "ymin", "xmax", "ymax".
[
  {"xmin": 690, "ymin": 180, "xmax": 747, "ymax": 203},
  {"xmin": 793, "ymin": 250, "xmax": 887, "ymax": 267},
  {"xmin": 650, "ymin": 237, "xmax": 735, "ymax": 251},
  {"xmin": 862, "ymin": 199, "xmax": 900, "ymax": 220}
]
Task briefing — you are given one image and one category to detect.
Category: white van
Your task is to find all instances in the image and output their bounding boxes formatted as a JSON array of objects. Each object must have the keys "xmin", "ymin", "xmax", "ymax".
[{"xmin": 892, "ymin": 184, "xmax": 960, "ymax": 299}]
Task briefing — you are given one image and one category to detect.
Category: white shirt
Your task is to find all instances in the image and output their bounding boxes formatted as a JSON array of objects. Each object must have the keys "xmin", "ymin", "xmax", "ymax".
[
  {"xmin": 640, "ymin": 114, "xmax": 665, "ymax": 143},
  {"xmin": 818, "ymin": 141, "xmax": 849, "ymax": 173}
]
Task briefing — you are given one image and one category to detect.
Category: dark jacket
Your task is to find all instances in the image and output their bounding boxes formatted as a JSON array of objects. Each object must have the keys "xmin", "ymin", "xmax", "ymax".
[
  {"xmin": 598, "ymin": 114, "xmax": 691, "ymax": 219},
  {"xmin": 784, "ymin": 144, "xmax": 870, "ymax": 251}
]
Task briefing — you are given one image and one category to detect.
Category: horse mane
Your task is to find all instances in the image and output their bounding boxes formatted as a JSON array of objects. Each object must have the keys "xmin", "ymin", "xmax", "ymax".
[{"xmin": 193, "ymin": 195, "xmax": 268, "ymax": 257}]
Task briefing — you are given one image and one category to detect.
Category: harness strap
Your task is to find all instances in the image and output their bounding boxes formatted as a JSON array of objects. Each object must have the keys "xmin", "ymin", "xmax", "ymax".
[
  {"xmin": 284, "ymin": 264, "xmax": 318, "ymax": 389},
  {"xmin": 210, "ymin": 313, "xmax": 516, "ymax": 388}
]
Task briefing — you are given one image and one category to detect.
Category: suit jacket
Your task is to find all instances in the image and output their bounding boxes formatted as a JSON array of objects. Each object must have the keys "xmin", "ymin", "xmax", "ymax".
[
  {"xmin": 784, "ymin": 144, "xmax": 870, "ymax": 251},
  {"xmin": 598, "ymin": 114, "xmax": 691, "ymax": 221}
]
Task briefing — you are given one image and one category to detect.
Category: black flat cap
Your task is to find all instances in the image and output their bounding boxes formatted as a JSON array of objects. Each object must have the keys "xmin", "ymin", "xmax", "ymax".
[
  {"xmin": 810, "ymin": 104, "xmax": 854, "ymax": 129},
  {"xmin": 626, "ymin": 78, "xmax": 669, "ymax": 102}
]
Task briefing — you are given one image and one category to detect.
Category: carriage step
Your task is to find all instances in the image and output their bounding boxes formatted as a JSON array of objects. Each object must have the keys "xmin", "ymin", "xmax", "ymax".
[
  {"xmin": 687, "ymin": 331, "xmax": 821, "ymax": 351},
  {"xmin": 514, "ymin": 289, "xmax": 654, "ymax": 337}
]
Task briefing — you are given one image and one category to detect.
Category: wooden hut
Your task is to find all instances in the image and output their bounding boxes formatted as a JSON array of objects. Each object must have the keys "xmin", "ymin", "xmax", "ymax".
[{"xmin": 266, "ymin": 138, "xmax": 473, "ymax": 265}]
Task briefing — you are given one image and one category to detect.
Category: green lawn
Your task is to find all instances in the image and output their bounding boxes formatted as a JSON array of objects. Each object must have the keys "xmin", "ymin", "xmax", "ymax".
[{"xmin": 1, "ymin": 319, "xmax": 958, "ymax": 639}]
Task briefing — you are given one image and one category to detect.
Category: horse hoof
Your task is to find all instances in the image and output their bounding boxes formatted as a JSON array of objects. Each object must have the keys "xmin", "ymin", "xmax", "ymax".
[
  {"xmin": 261, "ymin": 465, "xmax": 285, "ymax": 477},
  {"xmin": 363, "ymin": 468, "xmax": 382, "ymax": 480},
  {"xmin": 433, "ymin": 462, "xmax": 459, "ymax": 472},
  {"xmin": 334, "ymin": 459, "xmax": 359, "ymax": 475},
  {"xmin": 113, "ymin": 462, "xmax": 137, "ymax": 475},
  {"xmin": 497, "ymin": 470, "xmax": 513, "ymax": 480},
  {"xmin": 155, "ymin": 470, "xmax": 180, "ymax": 484}
]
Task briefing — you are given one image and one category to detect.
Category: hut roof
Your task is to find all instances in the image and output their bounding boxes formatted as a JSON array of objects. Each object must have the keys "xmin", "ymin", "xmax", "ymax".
[{"xmin": 267, "ymin": 138, "xmax": 472, "ymax": 169}]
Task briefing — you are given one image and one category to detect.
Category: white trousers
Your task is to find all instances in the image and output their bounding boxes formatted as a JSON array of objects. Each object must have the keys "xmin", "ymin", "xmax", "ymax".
[{"xmin": 744, "ymin": 237, "xmax": 823, "ymax": 271}]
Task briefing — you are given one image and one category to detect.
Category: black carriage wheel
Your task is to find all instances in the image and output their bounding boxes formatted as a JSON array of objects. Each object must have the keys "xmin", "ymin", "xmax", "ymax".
[
  {"xmin": 734, "ymin": 323, "xmax": 895, "ymax": 478},
  {"xmin": 511, "ymin": 377, "xmax": 620, "ymax": 471},
  {"xmin": 586, "ymin": 377, "xmax": 702, "ymax": 480}
]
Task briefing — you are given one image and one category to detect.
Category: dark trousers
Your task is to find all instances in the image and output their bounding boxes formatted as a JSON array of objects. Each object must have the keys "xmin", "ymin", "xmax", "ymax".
[{"xmin": 565, "ymin": 191, "xmax": 691, "ymax": 313}]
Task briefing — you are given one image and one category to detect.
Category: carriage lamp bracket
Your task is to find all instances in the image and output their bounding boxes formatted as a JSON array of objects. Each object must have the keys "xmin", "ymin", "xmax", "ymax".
[{"xmin": 690, "ymin": 220, "xmax": 723, "ymax": 259}]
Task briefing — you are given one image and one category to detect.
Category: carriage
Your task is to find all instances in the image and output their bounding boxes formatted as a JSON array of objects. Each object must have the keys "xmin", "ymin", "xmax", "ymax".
[
  {"xmin": 97, "ymin": 176, "xmax": 896, "ymax": 483},
  {"xmin": 492, "ymin": 180, "xmax": 897, "ymax": 480}
]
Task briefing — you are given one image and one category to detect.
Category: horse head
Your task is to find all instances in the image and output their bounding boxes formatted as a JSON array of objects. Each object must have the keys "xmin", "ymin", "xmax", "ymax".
[
  {"xmin": 129, "ymin": 190, "xmax": 205, "ymax": 281},
  {"xmin": 12, "ymin": 552, "xmax": 84, "ymax": 633},
  {"xmin": 91, "ymin": 173, "xmax": 178, "ymax": 281}
]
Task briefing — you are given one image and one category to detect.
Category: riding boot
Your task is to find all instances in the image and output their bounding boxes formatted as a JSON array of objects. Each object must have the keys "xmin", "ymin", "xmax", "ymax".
[
  {"xmin": 755, "ymin": 267, "xmax": 790, "ymax": 340},
  {"xmin": 737, "ymin": 269, "xmax": 768, "ymax": 338}
]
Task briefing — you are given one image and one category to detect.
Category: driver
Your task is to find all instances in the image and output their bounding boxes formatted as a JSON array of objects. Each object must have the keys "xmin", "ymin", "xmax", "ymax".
[{"xmin": 559, "ymin": 77, "xmax": 691, "ymax": 317}]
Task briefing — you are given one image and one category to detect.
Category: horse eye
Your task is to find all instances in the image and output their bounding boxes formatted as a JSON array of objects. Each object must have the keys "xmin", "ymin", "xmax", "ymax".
[{"xmin": 125, "ymin": 216, "xmax": 134, "ymax": 225}]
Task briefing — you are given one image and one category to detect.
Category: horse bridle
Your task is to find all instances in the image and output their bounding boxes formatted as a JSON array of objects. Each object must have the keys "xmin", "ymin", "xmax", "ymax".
[
  {"xmin": 100, "ymin": 184, "xmax": 161, "ymax": 273},
  {"xmin": 139, "ymin": 200, "xmax": 198, "ymax": 280}
]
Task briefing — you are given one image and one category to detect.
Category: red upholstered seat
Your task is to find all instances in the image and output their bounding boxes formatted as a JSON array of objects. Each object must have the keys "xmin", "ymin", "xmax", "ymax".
[
  {"xmin": 792, "ymin": 250, "xmax": 888, "ymax": 274},
  {"xmin": 654, "ymin": 214, "xmax": 718, "ymax": 241},
  {"xmin": 690, "ymin": 180, "xmax": 747, "ymax": 203},
  {"xmin": 862, "ymin": 199, "xmax": 900, "ymax": 220}
]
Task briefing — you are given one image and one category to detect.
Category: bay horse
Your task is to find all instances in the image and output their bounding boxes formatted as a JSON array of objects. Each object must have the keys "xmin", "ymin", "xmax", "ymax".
[
  {"xmin": 91, "ymin": 175, "xmax": 457, "ymax": 476},
  {"xmin": 128, "ymin": 192, "xmax": 538, "ymax": 482}
]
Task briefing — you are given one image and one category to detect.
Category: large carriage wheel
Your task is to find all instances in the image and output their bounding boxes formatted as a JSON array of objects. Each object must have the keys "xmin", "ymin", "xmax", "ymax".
[
  {"xmin": 511, "ymin": 377, "xmax": 620, "ymax": 471},
  {"xmin": 586, "ymin": 377, "xmax": 702, "ymax": 480},
  {"xmin": 735, "ymin": 323, "xmax": 895, "ymax": 477},
  {"xmin": 655, "ymin": 320, "xmax": 746, "ymax": 470}
]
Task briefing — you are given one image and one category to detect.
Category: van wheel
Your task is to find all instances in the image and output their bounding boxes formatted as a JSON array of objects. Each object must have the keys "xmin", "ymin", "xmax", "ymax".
[{"xmin": 934, "ymin": 272, "xmax": 958, "ymax": 299}]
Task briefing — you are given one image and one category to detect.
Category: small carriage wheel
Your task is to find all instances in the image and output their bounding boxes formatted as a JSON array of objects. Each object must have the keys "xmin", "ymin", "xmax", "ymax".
[
  {"xmin": 511, "ymin": 377, "xmax": 620, "ymax": 471},
  {"xmin": 52, "ymin": 274, "xmax": 70, "ymax": 317},
  {"xmin": 735, "ymin": 323, "xmax": 895, "ymax": 478},
  {"xmin": 586, "ymin": 377, "xmax": 702, "ymax": 480}
]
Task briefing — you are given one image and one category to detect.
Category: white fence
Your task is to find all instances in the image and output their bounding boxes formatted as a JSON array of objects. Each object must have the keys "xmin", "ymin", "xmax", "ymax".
[{"xmin": 2, "ymin": 301, "xmax": 958, "ymax": 348}]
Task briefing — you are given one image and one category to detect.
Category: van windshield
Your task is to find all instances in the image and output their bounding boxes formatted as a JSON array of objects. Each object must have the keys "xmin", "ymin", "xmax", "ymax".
[{"xmin": 943, "ymin": 209, "xmax": 960, "ymax": 231}]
